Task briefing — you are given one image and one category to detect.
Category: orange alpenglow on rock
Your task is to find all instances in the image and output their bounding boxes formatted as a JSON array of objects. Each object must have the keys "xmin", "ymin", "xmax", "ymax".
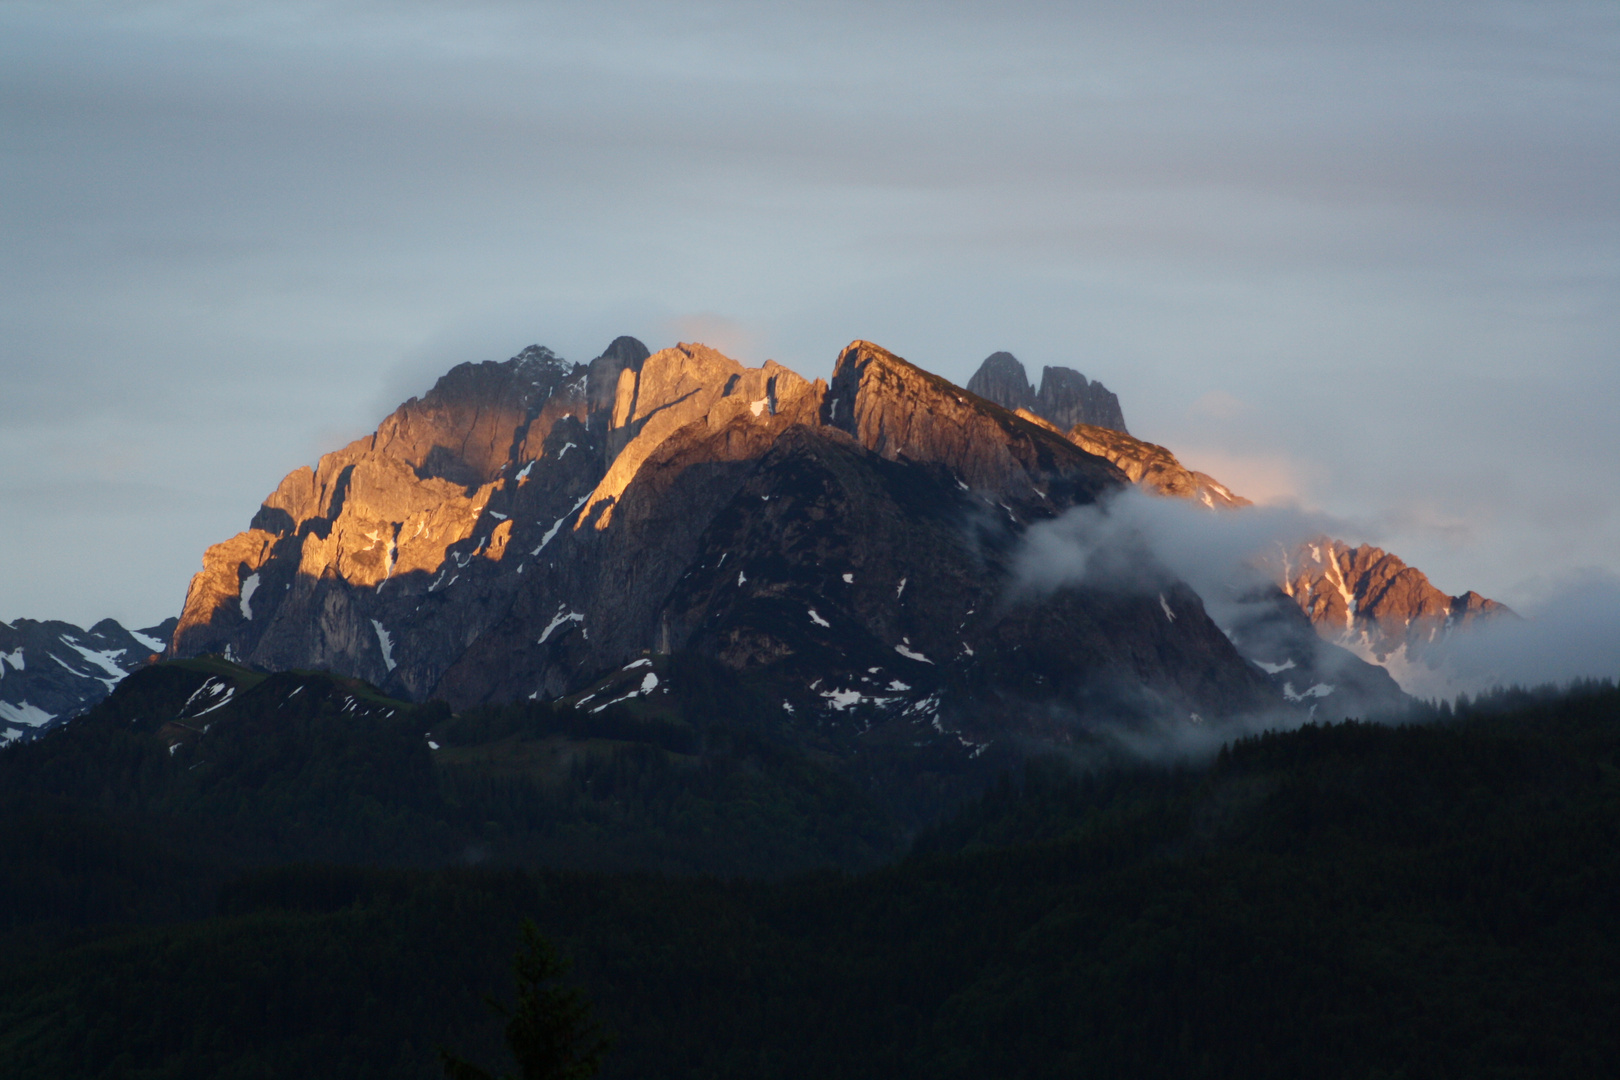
[{"xmin": 162, "ymin": 333, "xmax": 1498, "ymax": 731}]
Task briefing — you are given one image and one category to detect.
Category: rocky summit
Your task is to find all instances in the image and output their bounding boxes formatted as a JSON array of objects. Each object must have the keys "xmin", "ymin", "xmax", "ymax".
[
  {"xmin": 966, "ymin": 351, "xmax": 1130, "ymax": 434},
  {"xmin": 169, "ymin": 337, "xmax": 1329, "ymax": 764},
  {"xmin": 961, "ymin": 352, "xmax": 1508, "ymax": 684},
  {"xmin": 1270, "ymin": 538, "xmax": 1510, "ymax": 664}
]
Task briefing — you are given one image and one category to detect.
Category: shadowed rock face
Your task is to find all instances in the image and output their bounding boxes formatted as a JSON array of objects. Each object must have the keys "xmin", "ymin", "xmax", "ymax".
[
  {"xmin": 170, "ymin": 336, "xmax": 1298, "ymax": 759},
  {"xmin": 966, "ymin": 351, "xmax": 1129, "ymax": 434}
]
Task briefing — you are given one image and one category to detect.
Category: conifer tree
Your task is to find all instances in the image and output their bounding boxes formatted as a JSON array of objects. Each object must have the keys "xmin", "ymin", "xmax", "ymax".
[{"xmin": 441, "ymin": 921, "xmax": 611, "ymax": 1080}]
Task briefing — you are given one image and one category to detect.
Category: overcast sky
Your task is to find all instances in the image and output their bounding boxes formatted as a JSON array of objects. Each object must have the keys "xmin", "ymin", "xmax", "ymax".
[{"xmin": 3, "ymin": 0, "xmax": 1617, "ymax": 632}]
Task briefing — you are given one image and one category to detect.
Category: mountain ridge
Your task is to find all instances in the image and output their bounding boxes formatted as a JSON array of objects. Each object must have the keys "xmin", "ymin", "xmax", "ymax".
[
  {"xmin": 964, "ymin": 351, "xmax": 1511, "ymax": 683},
  {"xmin": 168, "ymin": 337, "xmax": 1309, "ymax": 764},
  {"xmin": 0, "ymin": 615, "xmax": 177, "ymax": 741}
]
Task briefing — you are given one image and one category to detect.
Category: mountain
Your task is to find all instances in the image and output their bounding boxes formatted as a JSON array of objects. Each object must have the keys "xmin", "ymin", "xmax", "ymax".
[
  {"xmin": 0, "ymin": 615, "xmax": 176, "ymax": 742},
  {"xmin": 1270, "ymin": 537, "xmax": 1510, "ymax": 664},
  {"xmin": 170, "ymin": 337, "xmax": 1313, "ymax": 766},
  {"xmin": 965, "ymin": 351, "xmax": 1508, "ymax": 691},
  {"xmin": 965, "ymin": 351, "xmax": 1129, "ymax": 433}
]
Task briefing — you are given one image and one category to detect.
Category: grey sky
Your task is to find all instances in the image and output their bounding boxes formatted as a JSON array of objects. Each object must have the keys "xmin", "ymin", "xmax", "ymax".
[{"xmin": 3, "ymin": 0, "xmax": 1617, "ymax": 634}]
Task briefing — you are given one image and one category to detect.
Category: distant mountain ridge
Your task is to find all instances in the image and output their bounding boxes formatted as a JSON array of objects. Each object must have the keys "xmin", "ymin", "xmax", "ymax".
[{"xmin": 0, "ymin": 615, "xmax": 176, "ymax": 741}]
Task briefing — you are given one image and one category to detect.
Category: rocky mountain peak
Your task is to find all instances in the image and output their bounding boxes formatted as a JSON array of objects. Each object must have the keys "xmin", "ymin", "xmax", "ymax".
[
  {"xmin": 170, "ymin": 334, "xmax": 1309, "ymax": 754},
  {"xmin": 585, "ymin": 335, "xmax": 652, "ymax": 424},
  {"xmin": 966, "ymin": 351, "xmax": 1129, "ymax": 434},
  {"xmin": 827, "ymin": 340, "xmax": 1124, "ymax": 504},
  {"xmin": 963, "ymin": 351, "xmax": 1031, "ymax": 408},
  {"xmin": 1270, "ymin": 538, "xmax": 1512, "ymax": 663}
]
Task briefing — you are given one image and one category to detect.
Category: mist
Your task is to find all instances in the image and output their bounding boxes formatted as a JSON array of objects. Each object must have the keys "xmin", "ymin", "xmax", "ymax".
[{"xmin": 1015, "ymin": 489, "xmax": 1620, "ymax": 702}]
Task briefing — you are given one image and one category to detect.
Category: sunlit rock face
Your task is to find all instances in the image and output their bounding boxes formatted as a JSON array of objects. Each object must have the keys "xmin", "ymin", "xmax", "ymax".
[
  {"xmin": 172, "ymin": 342, "xmax": 610, "ymax": 696},
  {"xmin": 966, "ymin": 351, "xmax": 1129, "ymax": 435},
  {"xmin": 171, "ymin": 336, "xmax": 1290, "ymax": 750},
  {"xmin": 1010, "ymin": 409, "xmax": 1251, "ymax": 511},
  {"xmin": 825, "ymin": 341, "xmax": 1123, "ymax": 504},
  {"xmin": 1269, "ymin": 538, "xmax": 1510, "ymax": 663},
  {"xmin": 964, "ymin": 351, "xmax": 1510, "ymax": 700},
  {"xmin": 0, "ymin": 615, "xmax": 177, "ymax": 742}
]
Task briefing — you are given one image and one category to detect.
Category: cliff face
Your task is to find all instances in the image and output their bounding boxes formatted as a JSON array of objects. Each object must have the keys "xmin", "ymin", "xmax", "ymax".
[
  {"xmin": 1272, "ymin": 538, "xmax": 1510, "ymax": 662},
  {"xmin": 171, "ymin": 337, "xmax": 1290, "ymax": 756},
  {"xmin": 966, "ymin": 351, "xmax": 1129, "ymax": 434}
]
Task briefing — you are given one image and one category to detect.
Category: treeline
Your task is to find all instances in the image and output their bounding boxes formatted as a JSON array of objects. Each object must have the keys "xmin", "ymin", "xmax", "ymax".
[
  {"xmin": 0, "ymin": 680, "xmax": 1616, "ymax": 1077},
  {"xmin": 0, "ymin": 652, "xmax": 913, "ymax": 949}
]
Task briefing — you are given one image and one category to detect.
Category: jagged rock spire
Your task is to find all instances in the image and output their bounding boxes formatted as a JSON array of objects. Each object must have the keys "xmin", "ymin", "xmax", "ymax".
[{"xmin": 967, "ymin": 351, "xmax": 1129, "ymax": 434}]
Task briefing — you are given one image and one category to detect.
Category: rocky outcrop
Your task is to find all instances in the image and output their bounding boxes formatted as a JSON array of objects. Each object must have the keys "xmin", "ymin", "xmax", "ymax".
[
  {"xmin": 986, "ymin": 367, "xmax": 1504, "ymax": 681},
  {"xmin": 826, "ymin": 341, "xmax": 1124, "ymax": 505},
  {"xmin": 171, "ymin": 343, "xmax": 603, "ymax": 696},
  {"xmin": 0, "ymin": 615, "xmax": 176, "ymax": 741},
  {"xmin": 1009, "ymin": 410, "xmax": 1250, "ymax": 511},
  {"xmin": 1270, "ymin": 538, "xmax": 1511, "ymax": 662},
  {"xmin": 966, "ymin": 351, "xmax": 1129, "ymax": 434},
  {"xmin": 171, "ymin": 336, "xmax": 1299, "ymax": 756}
]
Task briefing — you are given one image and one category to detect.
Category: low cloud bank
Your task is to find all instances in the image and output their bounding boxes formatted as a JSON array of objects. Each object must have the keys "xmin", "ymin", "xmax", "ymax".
[
  {"xmin": 1014, "ymin": 489, "xmax": 1620, "ymax": 700},
  {"xmin": 1014, "ymin": 487, "xmax": 1350, "ymax": 623},
  {"xmin": 1421, "ymin": 572, "xmax": 1620, "ymax": 696}
]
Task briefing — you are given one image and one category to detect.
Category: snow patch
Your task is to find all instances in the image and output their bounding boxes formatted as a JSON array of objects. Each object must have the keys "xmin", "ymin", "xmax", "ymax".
[
  {"xmin": 533, "ymin": 494, "xmax": 591, "ymax": 555},
  {"xmin": 1254, "ymin": 658, "xmax": 1296, "ymax": 674},
  {"xmin": 820, "ymin": 688, "xmax": 863, "ymax": 711},
  {"xmin": 557, "ymin": 442, "xmax": 576, "ymax": 458},
  {"xmin": 371, "ymin": 620, "xmax": 396, "ymax": 672},
  {"xmin": 1282, "ymin": 681, "xmax": 1336, "ymax": 702},
  {"xmin": 842, "ymin": 573, "xmax": 854, "ymax": 584},
  {"xmin": 181, "ymin": 678, "xmax": 236, "ymax": 718},
  {"xmin": 0, "ymin": 700, "xmax": 54, "ymax": 728},
  {"xmin": 427, "ymin": 739, "xmax": 440, "ymax": 750},
  {"xmin": 896, "ymin": 577, "xmax": 907, "ymax": 599},
  {"xmin": 894, "ymin": 643, "xmax": 933, "ymax": 664},
  {"xmin": 239, "ymin": 573, "xmax": 260, "ymax": 620},
  {"xmin": 808, "ymin": 608, "xmax": 830, "ymax": 628},
  {"xmin": 538, "ymin": 606, "xmax": 585, "ymax": 644},
  {"xmin": 750, "ymin": 397, "xmax": 769, "ymax": 417},
  {"xmin": 737, "ymin": 570, "xmax": 747, "ymax": 586},
  {"xmin": 1159, "ymin": 594, "xmax": 1175, "ymax": 622},
  {"xmin": 623, "ymin": 658, "xmax": 652, "ymax": 670},
  {"xmin": 129, "ymin": 630, "xmax": 165, "ymax": 653},
  {"xmin": 887, "ymin": 680, "xmax": 911, "ymax": 691},
  {"xmin": 1, "ymin": 648, "xmax": 23, "ymax": 671},
  {"xmin": 59, "ymin": 639, "xmax": 130, "ymax": 692},
  {"xmin": 590, "ymin": 671, "xmax": 660, "ymax": 713}
]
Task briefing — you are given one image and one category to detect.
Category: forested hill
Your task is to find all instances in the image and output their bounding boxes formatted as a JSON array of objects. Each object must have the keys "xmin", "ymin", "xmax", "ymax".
[{"xmin": 0, "ymin": 679, "xmax": 1616, "ymax": 1078}]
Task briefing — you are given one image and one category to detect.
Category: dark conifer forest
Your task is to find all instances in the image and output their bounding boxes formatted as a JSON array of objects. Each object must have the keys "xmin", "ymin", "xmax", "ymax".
[{"xmin": 1, "ymin": 660, "xmax": 1617, "ymax": 1078}]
